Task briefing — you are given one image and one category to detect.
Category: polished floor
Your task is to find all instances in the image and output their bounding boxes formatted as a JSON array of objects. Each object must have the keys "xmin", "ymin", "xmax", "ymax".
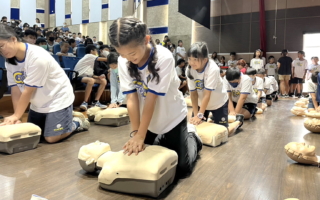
[{"xmin": 1, "ymin": 99, "xmax": 320, "ymax": 200}]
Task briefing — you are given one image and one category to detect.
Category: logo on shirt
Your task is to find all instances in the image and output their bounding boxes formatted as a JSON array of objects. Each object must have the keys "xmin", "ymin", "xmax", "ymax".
[
  {"xmin": 297, "ymin": 62, "xmax": 302, "ymax": 67},
  {"xmin": 269, "ymin": 64, "xmax": 275, "ymax": 68},
  {"xmin": 232, "ymin": 90, "xmax": 240, "ymax": 97},
  {"xmin": 54, "ymin": 124, "xmax": 64, "ymax": 132},
  {"xmin": 194, "ymin": 79, "xmax": 204, "ymax": 90},
  {"xmin": 133, "ymin": 80, "xmax": 149, "ymax": 98},
  {"xmin": 13, "ymin": 71, "xmax": 26, "ymax": 84},
  {"xmin": 254, "ymin": 61, "xmax": 261, "ymax": 64},
  {"xmin": 253, "ymin": 88, "xmax": 258, "ymax": 94}
]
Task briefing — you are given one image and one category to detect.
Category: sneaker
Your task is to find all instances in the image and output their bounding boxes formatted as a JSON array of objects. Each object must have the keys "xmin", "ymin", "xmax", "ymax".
[
  {"xmin": 235, "ymin": 114, "xmax": 244, "ymax": 128},
  {"xmin": 187, "ymin": 124, "xmax": 202, "ymax": 152},
  {"xmin": 80, "ymin": 102, "xmax": 88, "ymax": 111},
  {"xmin": 275, "ymin": 95, "xmax": 278, "ymax": 101},
  {"xmin": 93, "ymin": 101, "xmax": 107, "ymax": 109},
  {"xmin": 285, "ymin": 94, "xmax": 289, "ymax": 98},
  {"xmin": 73, "ymin": 116, "xmax": 90, "ymax": 131}
]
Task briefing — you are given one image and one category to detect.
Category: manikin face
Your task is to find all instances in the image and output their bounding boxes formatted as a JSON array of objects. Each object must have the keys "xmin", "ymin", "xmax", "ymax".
[{"xmin": 188, "ymin": 56, "xmax": 208, "ymax": 71}]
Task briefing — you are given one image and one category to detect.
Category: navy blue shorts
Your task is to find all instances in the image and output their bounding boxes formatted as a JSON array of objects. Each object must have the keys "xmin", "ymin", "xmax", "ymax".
[
  {"xmin": 233, "ymin": 102, "xmax": 257, "ymax": 116},
  {"xmin": 266, "ymin": 94, "xmax": 273, "ymax": 100},
  {"xmin": 192, "ymin": 100, "xmax": 229, "ymax": 128},
  {"xmin": 258, "ymin": 97, "xmax": 266, "ymax": 103},
  {"xmin": 27, "ymin": 105, "xmax": 74, "ymax": 137},
  {"xmin": 291, "ymin": 77, "xmax": 303, "ymax": 84}
]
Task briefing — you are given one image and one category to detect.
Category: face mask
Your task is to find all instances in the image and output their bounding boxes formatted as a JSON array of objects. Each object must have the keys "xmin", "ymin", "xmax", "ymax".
[
  {"xmin": 113, "ymin": 68, "xmax": 118, "ymax": 74},
  {"xmin": 229, "ymin": 82, "xmax": 239, "ymax": 88},
  {"xmin": 49, "ymin": 37, "xmax": 55, "ymax": 42},
  {"xmin": 41, "ymin": 45, "xmax": 48, "ymax": 50},
  {"xmin": 102, "ymin": 51, "xmax": 109, "ymax": 58}
]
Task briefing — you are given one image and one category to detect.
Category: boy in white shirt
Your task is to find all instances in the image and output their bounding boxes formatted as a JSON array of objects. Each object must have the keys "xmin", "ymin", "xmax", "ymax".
[
  {"xmin": 228, "ymin": 52, "xmax": 237, "ymax": 68},
  {"xmin": 74, "ymin": 45, "xmax": 108, "ymax": 110},
  {"xmin": 307, "ymin": 57, "xmax": 320, "ymax": 79},
  {"xmin": 176, "ymin": 40, "xmax": 186, "ymax": 60},
  {"xmin": 306, "ymin": 72, "xmax": 319, "ymax": 111},
  {"xmin": 226, "ymin": 68, "xmax": 258, "ymax": 119},
  {"xmin": 56, "ymin": 42, "xmax": 75, "ymax": 57},
  {"xmin": 265, "ymin": 56, "xmax": 277, "ymax": 77},
  {"xmin": 292, "ymin": 51, "xmax": 308, "ymax": 98},
  {"xmin": 256, "ymin": 69, "xmax": 274, "ymax": 106},
  {"xmin": 246, "ymin": 68, "xmax": 267, "ymax": 111}
]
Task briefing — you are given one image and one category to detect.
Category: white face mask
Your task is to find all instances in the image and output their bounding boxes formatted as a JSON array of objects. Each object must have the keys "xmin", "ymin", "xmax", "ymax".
[{"xmin": 102, "ymin": 50, "xmax": 109, "ymax": 58}]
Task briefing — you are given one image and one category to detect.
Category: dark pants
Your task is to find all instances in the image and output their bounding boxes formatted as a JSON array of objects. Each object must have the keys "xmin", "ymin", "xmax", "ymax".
[{"xmin": 144, "ymin": 117, "xmax": 199, "ymax": 177}]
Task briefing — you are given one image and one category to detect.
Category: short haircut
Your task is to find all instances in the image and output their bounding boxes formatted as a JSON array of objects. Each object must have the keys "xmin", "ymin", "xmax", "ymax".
[
  {"xmin": 177, "ymin": 59, "xmax": 185, "ymax": 66},
  {"xmin": 73, "ymin": 32, "xmax": 76, "ymax": 34},
  {"xmin": 226, "ymin": 68, "xmax": 241, "ymax": 81},
  {"xmin": 230, "ymin": 52, "xmax": 236, "ymax": 56},
  {"xmin": 167, "ymin": 39, "xmax": 171, "ymax": 42},
  {"xmin": 99, "ymin": 45, "xmax": 110, "ymax": 51},
  {"xmin": 24, "ymin": 29, "xmax": 37, "ymax": 38},
  {"xmin": 98, "ymin": 41, "xmax": 103, "ymax": 45},
  {"xmin": 60, "ymin": 41, "xmax": 69, "ymax": 47},
  {"xmin": 85, "ymin": 44, "xmax": 97, "ymax": 54},
  {"xmin": 282, "ymin": 49, "xmax": 288, "ymax": 54},
  {"xmin": 108, "ymin": 52, "xmax": 119, "ymax": 64},
  {"xmin": 257, "ymin": 69, "xmax": 266, "ymax": 75},
  {"xmin": 68, "ymin": 39, "xmax": 75, "ymax": 45},
  {"xmin": 36, "ymin": 27, "xmax": 41, "ymax": 32},
  {"xmin": 93, "ymin": 36, "xmax": 96, "ymax": 38},
  {"xmin": 46, "ymin": 31, "xmax": 53, "ymax": 37},
  {"xmin": 246, "ymin": 68, "xmax": 257, "ymax": 75},
  {"xmin": 298, "ymin": 50, "xmax": 305, "ymax": 56},
  {"xmin": 78, "ymin": 32, "xmax": 81, "ymax": 35},
  {"xmin": 237, "ymin": 59, "xmax": 246, "ymax": 67},
  {"xmin": 311, "ymin": 56, "xmax": 319, "ymax": 60},
  {"xmin": 35, "ymin": 38, "xmax": 46, "ymax": 45},
  {"xmin": 268, "ymin": 55, "xmax": 275, "ymax": 60}
]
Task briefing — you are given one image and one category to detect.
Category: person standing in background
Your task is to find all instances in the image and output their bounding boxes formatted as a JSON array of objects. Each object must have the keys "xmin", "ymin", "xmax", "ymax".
[
  {"xmin": 277, "ymin": 49, "xmax": 293, "ymax": 98},
  {"xmin": 176, "ymin": 40, "xmax": 186, "ymax": 60}
]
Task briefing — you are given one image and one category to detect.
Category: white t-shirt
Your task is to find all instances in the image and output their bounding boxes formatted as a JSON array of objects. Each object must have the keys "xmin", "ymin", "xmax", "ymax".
[
  {"xmin": 6, "ymin": 43, "xmax": 74, "ymax": 113},
  {"xmin": 228, "ymin": 60, "xmax": 237, "ymax": 68},
  {"xmin": 176, "ymin": 46, "xmax": 186, "ymax": 60},
  {"xmin": 74, "ymin": 54, "xmax": 98, "ymax": 77},
  {"xmin": 263, "ymin": 77, "xmax": 273, "ymax": 95},
  {"xmin": 292, "ymin": 58, "xmax": 308, "ymax": 78},
  {"xmin": 176, "ymin": 66, "xmax": 182, "ymax": 76},
  {"xmin": 56, "ymin": 52, "xmax": 75, "ymax": 57},
  {"xmin": 252, "ymin": 77, "xmax": 265, "ymax": 98},
  {"xmin": 211, "ymin": 58, "xmax": 219, "ymax": 65},
  {"xmin": 119, "ymin": 45, "xmax": 187, "ymax": 134},
  {"xmin": 265, "ymin": 63, "xmax": 277, "ymax": 76},
  {"xmin": 268, "ymin": 76, "xmax": 278, "ymax": 92},
  {"xmin": 250, "ymin": 58, "xmax": 264, "ymax": 70},
  {"xmin": 226, "ymin": 74, "xmax": 258, "ymax": 104},
  {"xmin": 308, "ymin": 64, "xmax": 320, "ymax": 72},
  {"xmin": 187, "ymin": 59, "xmax": 228, "ymax": 110},
  {"xmin": 262, "ymin": 57, "xmax": 266, "ymax": 66},
  {"xmin": 306, "ymin": 79, "xmax": 317, "ymax": 94}
]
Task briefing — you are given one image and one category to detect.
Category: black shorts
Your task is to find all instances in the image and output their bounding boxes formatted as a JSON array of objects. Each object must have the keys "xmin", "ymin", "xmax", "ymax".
[
  {"xmin": 271, "ymin": 91, "xmax": 277, "ymax": 98},
  {"xmin": 192, "ymin": 100, "xmax": 229, "ymax": 128},
  {"xmin": 291, "ymin": 77, "xmax": 303, "ymax": 84},
  {"xmin": 233, "ymin": 102, "xmax": 257, "ymax": 116},
  {"xmin": 266, "ymin": 94, "xmax": 273, "ymax": 100},
  {"xmin": 308, "ymin": 98, "xmax": 319, "ymax": 109},
  {"xmin": 258, "ymin": 97, "xmax": 266, "ymax": 104}
]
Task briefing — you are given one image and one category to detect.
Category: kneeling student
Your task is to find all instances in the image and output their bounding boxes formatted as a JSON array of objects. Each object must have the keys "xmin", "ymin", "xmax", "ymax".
[
  {"xmin": 108, "ymin": 52, "xmax": 126, "ymax": 108},
  {"xmin": 226, "ymin": 68, "xmax": 258, "ymax": 119},
  {"xmin": 306, "ymin": 72, "xmax": 319, "ymax": 112},
  {"xmin": 176, "ymin": 59, "xmax": 188, "ymax": 93},
  {"xmin": 0, "ymin": 24, "xmax": 89, "ymax": 143},
  {"xmin": 246, "ymin": 68, "xmax": 267, "ymax": 111},
  {"xmin": 268, "ymin": 75, "xmax": 279, "ymax": 101},
  {"xmin": 186, "ymin": 42, "xmax": 244, "ymax": 135},
  {"xmin": 256, "ymin": 69, "xmax": 274, "ymax": 106}
]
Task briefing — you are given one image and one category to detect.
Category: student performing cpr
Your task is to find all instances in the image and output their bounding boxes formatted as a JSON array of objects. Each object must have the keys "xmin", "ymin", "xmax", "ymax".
[{"xmin": 108, "ymin": 17, "xmax": 202, "ymax": 176}]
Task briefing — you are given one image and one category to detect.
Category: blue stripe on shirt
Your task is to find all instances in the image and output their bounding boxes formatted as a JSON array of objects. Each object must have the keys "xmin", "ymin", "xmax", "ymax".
[
  {"xmin": 241, "ymin": 92, "xmax": 250, "ymax": 94},
  {"xmin": 148, "ymin": 89, "xmax": 165, "ymax": 96},
  {"xmin": 25, "ymin": 84, "xmax": 43, "ymax": 88},
  {"xmin": 205, "ymin": 88, "xmax": 215, "ymax": 91},
  {"xmin": 123, "ymin": 89, "xmax": 136, "ymax": 95}
]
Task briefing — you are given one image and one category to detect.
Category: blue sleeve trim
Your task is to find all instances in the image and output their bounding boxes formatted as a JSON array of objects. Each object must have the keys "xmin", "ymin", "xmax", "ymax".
[
  {"xmin": 123, "ymin": 89, "xmax": 136, "ymax": 95},
  {"xmin": 25, "ymin": 84, "xmax": 43, "ymax": 88},
  {"xmin": 309, "ymin": 92, "xmax": 315, "ymax": 93},
  {"xmin": 205, "ymin": 88, "xmax": 215, "ymax": 91},
  {"xmin": 258, "ymin": 89, "xmax": 263, "ymax": 91},
  {"xmin": 227, "ymin": 90, "xmax": 231, "ymax": 92},
  {"xmin": 148, "ymin": 89, "xmax": 166, "ymax": 96},
  {"xmin": 8, "ymin": 84, "xmax": 17, "ymax": 88},
  {"xmin": 190, "ymin": 89, "xmax": 196, "ymax": 92},
  {"xmin": 241, "ymin": 92, "xmax": 250, "ymax": 94},
  {"xmin": 264, "ymin": 88, "xmax": 269, "ymax": 90}
]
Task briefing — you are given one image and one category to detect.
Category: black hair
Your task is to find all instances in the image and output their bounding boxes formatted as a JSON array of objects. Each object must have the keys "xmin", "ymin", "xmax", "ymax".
[
  {"xmin": 93, "ymin": 36, "xmax": 96, "ymax": 38},
  {"xmin": 99, "ymin": 45, "xmax": 110, "ymax": 51},
  {"xmin": 35, "ymin": 37, "xmax": 46, "ymax": 45},
  {"xmin": 73, "ymin": 32, "xmax": 76, "ymax": 34},
  {"xmin": 60, "ymin": 41, "xmax": 69, "ymax": 47},
  {"xmin": 23, "ymin": 23, "xmax": 29, "ymax": 28},
  {"xmin": 220, "ymin": 56, "xmax": 226, "ymax": 65},
  {"xmin": 230, "ymin": 52, "xmax": 236, "ymax": 56},
  {"xmin": 171, "ymin": 44, "xmax": 176, "ymax": 49},
  {"xmin": 298, "ymin": 50, "xmax": 305, "ymax": 56},
  {"xmin": 164, "ymin": 35, "xmax": 168, "ymax": 38},
  {"xmin": 167, "ymin": 39, "xmax": 171, "ymax": 43},
  {"xmin": 108, "ymin": 16, "xmax": 160, "ymax": 84},
  {"xmin": 84, "ymin": 38, "xmax": 93, "ymax": 46},
  {"xmin": 78, "ymin": 32, "xmax": 81, "ymax": 35},
  {"xmin": 253, "ymin": 49, "xmax": 262, "ymax": 59},
  {"xmin": 155, "ymin": 39, "xmax": 160, "ymax": 43},
  {"xmin": 0, "ymin": 24, "xmax": 23, "ymax": 65},
  {"xmin": 211, "ymin": 52, "xmax": 217, "ymax": 60},
  {"xmin": 220, "ymin": 69, "xmax": 223, "ymax": 74},
  {"xmin": 311, "ymin": 71, "xmax": 319, "ymax": 83},
  {"xmin": 282, "ymin": 49, "xmax": 288, "ymax": 56},
  {"xmin": 177, "ymin": 59, "xmax": 185, "ymax": 66},
  {"xmin": 98, "ymin": 41, "xmax": 103, "ymax": 45},
  {"xmin": 246, "ymin": 68, "xmax": 257, "ymax": 75},
  {"xmin": 24, "ymin": 29, "xmax": 37, "ymax": 38},
  {"xmin": 311, "ymin": 56, "xmax": 319, "ymax": 60},
  {"xmin": 226, "ymin": 68, "xmax": 241, "ymax": 81},
  {"xmin": 46, "ymin": 31, "xmax": 53, "ymax": 38},
  {"xmin": 107, "ymin": 52, "xmax": 119, "ymax": 64},
  {"xmin": 268, "ymin": 55, "xmax": 275, "ymax": 60},
  {"xmin": 36, "ymin": 18, "xmax": 40, "ymax": 22},
  {"xmin": 257, "ymin": 69, "xmax": 266, "ymax": 75},
  {"xmin": 186, "ymin": 42, "xmax": 209, "ymax": 80},
  {"xmin": 36, "ymin": 27, "xmax": 41, "ymax": 32},
  {"xmin": 85, "ymin": 44, "xmax": 97, "ymax": 54},
  {"xmin": 68, "ymin": 39, "xmax": 75, "ymax": 45}
]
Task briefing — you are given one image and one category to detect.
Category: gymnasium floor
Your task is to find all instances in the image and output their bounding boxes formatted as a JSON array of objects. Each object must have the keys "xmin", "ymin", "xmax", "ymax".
[{"xmin": 1, "ymin": 99, "xmax": 320, "ymax": 200}]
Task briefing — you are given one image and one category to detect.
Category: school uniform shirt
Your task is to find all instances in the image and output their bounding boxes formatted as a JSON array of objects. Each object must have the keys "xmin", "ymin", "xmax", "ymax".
[
  {"xmin": 176, "ymin": 66, "xmax": 182, "ymax": 76},
  {"xmin": 263, "ymin": 77, "xmax": 274, "ymax": 95},
  {"xmin": 226, "ymin": 74, "xmax": 258, "ymax": 104},
  {"xmin": 110, "ymin": 68, "xmax": 126, "ymax": 104},
  {"xmin": 227, "ymin": 60, "xmax": 238, "ymax": 68},
  {"xmin": 176, "ymin": 46, "xmax": 186, "ymax": 60},
  {"xmin": 119, "ymin": 45, "xmax": 187, "ymax": 134},
  {"xmin": 306, "ymin": 79, "xmax": 317, "ymax": 94},
  {"xmin": 47, "ymin": 42, "xmax": 59, "ymax": 52},
  {"xmin": 268, "ymin": 76, "xmax": 278, "ymax": 92},
  {"xmin": 55, "ymin": 52, "xmax": 75, "ymax": 57},
  {"xmin": 265, "ymin": 63, "xmax": 277, "ymax": 76},
  {"xmin": 262, "ymin": 57, "xmax": 266, "ymax": 66},
  {"xmin": 292, "ymin": 58, "xmax": 308, "ymax": 78},
  {"xmin": 74, "ymin": 54, "xmax": 98, "ymax": 77},
  {"xmin": 250, "ymin": 58, "xmax": 264, "ymax": 70},
  {"xmin": 308, "ymin": 64, "xmax": 320, "ymax": 72},
  {"xmin": 6, "ymin": 43, "xmax": 74, "ymax": 113},
  {"xmin": 211, "ymin": 58, "xmax": 219, "ymax": 65},
  {"xmin": 252, "ymin": 77, "xmax": 265, "ymax": 98},
  {"xmin": 187, "ymin": 59, "xmax": 229, "ymax": 110}
]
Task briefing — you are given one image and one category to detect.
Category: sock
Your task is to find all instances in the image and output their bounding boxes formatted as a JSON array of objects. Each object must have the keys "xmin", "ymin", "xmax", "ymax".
[{"xmin": 72, "ymin": 121, "xmax": 80, "ymax": 132}]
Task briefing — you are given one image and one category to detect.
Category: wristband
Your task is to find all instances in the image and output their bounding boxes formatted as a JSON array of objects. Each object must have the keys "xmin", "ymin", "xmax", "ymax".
[{"xmin": 130, "ymin": 130, "xmax": 138, "ymax": 137}]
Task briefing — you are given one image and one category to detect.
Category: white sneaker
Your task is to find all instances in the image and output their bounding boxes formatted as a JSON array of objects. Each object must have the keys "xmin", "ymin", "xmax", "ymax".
[{"xmin": 73, "ymin": 117, "xmax": 90, "ymax": 131}]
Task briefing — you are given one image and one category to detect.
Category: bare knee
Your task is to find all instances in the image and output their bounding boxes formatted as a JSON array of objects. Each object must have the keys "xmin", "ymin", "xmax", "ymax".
[
  {"xmin": 45, "ymin": 136, "xmax": 60, "ymax": 144},
  {"xmin": 100, "ymin": 78, "xmax": 107, "ymax": 86},
  {"xmin": 85, "ymin": 78, "xmax": 95, "ymax": 86}
]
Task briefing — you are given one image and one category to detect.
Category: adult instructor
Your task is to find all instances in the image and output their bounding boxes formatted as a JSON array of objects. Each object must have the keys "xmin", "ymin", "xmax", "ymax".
[{"xmin": 277, "ymin": 49, "xmax": 293, "ymax": 97}]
